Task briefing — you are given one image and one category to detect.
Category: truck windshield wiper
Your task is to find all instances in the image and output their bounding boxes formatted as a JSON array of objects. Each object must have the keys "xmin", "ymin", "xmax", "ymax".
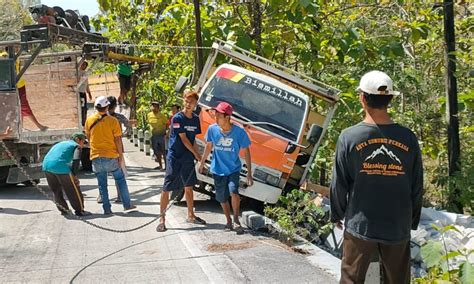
[{"xmin": 244, "ymin": 121, "xmax": 295, "ymax": 137}]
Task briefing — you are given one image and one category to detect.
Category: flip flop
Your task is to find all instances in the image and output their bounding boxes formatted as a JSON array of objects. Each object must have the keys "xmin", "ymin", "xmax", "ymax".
[
  {"xmin": 234, "ymin": 224, "xmax": 244, "ymax": 235},
  {"xmin": 224, "ymin": 223, "xmax": 233, "ymax": 231},
  {"xmin": 186, "ymin": 216, "xmax": 206, "ymax": 225},
  {"xmin": 156, "ymin": 223, "xmax": 167, "ymax": 232}
]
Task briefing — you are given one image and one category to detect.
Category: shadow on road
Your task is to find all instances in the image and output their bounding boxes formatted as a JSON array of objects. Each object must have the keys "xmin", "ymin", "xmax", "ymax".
[{"xmin": 0, "ymin": 208, "xmax": 52, "ymax": 215}]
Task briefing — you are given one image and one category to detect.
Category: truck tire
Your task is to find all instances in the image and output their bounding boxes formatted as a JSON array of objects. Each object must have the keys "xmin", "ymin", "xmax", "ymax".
[{"xmin": 241, "ymin": 196, "xmax": 264, "ymax": 214}]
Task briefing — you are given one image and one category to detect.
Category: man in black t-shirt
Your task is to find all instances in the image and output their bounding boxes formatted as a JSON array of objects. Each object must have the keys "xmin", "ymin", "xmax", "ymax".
[
  {"xmin": 330, "ymin": 71, "xmax": 423, "ymax": 284},
  {"xmin": 156, "ymin": 91, "xmax": 205, "ymax": 232}
]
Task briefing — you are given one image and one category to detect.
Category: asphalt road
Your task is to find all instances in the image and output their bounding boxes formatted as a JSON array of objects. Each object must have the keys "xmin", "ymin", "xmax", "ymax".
[{"xmin": 0, "ymin": 140, "xmax": 337, "ymax": 283}]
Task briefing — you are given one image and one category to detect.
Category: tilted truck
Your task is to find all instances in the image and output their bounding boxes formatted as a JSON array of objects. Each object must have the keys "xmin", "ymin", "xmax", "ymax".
[
  {"xmin": 176, "ymin": 40, "xmax": 340, "ymax": 204},
  {"xmin": 0, "ymin": 22, "xmax": 108, "ymax": 185}
]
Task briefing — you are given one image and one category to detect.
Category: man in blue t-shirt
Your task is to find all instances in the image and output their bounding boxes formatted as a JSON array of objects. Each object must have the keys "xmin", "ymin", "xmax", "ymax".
[
  {"xmin": 42, "ymin": 132, "xmax": 91, "ymax": 217},
  {"xmin": 199, "ymin": 102, "xmax": 253, "ymax": 234},
  {"xmin": 157, "ymin": 91, "xmax": 205, "ymax": 232}
]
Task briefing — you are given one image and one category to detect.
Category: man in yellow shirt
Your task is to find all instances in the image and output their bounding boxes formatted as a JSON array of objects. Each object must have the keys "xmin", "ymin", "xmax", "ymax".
[
  {"xmin": 147, "ymin": 102, "xmax": 167, "ymax": 170},
  {"xmin": 85, "ymin": 96, "xmax": 136, "ymax": 214}
]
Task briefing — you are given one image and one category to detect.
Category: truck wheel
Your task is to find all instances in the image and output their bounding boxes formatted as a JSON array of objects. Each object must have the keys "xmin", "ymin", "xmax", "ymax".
[
  {"xmin": 170, "ymin": 188, "xmax": 184, "ymax": 203},
  {"xmin": 241, "ymin": 196, "xmax": 264, "ymax": 214}
]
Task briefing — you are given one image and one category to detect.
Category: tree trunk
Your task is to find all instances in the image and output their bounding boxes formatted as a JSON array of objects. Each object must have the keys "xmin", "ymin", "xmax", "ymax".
[
  {"xmin": 191, "ymin": 0, "xmax": 204, "ymax": 85},
  {"xmin": 247, "ymin": 0, "xmax": 262, "ymax": 55},
  {"xmin": 443, "ymin": 0, "xmax": 462, "ymax": 213}
]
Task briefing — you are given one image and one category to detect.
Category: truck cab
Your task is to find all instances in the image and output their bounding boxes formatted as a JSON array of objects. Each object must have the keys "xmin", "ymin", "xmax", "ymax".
[{"xmin": 192, "ymin": 40, "xmax": 339, "ymax": 204}]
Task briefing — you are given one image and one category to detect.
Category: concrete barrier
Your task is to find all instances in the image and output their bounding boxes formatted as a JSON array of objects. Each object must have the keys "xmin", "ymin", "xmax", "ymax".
[
  {"xmin": 138, "ymin": 129, "xmax": 144, "ymax": 152},
  {"xmin": 144, "ymin": 130, "xmax": 151, "ymax": 156},
  {"xmin": 133, "ymin": 127, "xmax": 138, "ymax": 147}
]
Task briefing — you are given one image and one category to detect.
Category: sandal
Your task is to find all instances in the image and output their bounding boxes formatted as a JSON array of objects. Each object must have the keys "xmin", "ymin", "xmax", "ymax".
[
  {"xmin": 156, "ymin": 223, "xmax": 167, "ymax": 232},
  {"xmin": 224, "ymin": 223, "xmax": 233, "ymax": 232},
  {"xmin": 186, "ymin": 216, "xmax": 206, "ymax": 225},
  {"xmin": 234, "ymin": 223, "xmax": 244, "ymax": 235}
]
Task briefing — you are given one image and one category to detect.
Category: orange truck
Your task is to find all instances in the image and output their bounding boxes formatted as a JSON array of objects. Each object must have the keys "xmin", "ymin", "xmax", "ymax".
[{"xmin": 178, "ymin": 40, "xmax": 340, "ymax": 204}]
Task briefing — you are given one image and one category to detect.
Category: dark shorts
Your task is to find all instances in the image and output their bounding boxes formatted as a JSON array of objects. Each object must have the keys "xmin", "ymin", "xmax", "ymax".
[
  {"xmin": 118, "ymin": 73, "xmax": 131, "ymax": 92},
  {"xmin": 151, "ymin": 134, "xmax": 165, "ymax": 155},
  {"xmin": 79, "ymin": 92, "xmax": 87, "ymax": 126},
  {"xmin": 163, "ymin": 156, "xmax": 197, "ymax": 191},
  {"xmin": 213, "ymin": 171, "xmax": 240, "ymax": 203}
]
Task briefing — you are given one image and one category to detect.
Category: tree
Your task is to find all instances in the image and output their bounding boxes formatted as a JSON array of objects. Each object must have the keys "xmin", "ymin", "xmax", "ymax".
[
  {"xmin": 0, "ymin": 0, "xmax": 32, "ymax": 41},
  {"xmin": 93, "ymin": 0, "xmax": 473, "ymax": 212}
]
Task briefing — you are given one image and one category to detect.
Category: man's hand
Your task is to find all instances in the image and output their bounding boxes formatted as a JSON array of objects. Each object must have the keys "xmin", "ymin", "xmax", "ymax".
[
  {"xmin": 198, "ymin": 161, "xmax": 205, "ymax": 174},
  {"xmin": 247, "ymin": 174, "xmax": 254, "ymax": 187},
  {"xmin": 334, "ymin": 221, "xmax": 343, "ymax": 230},
  {"xmin": 194, "ymin": 152, "xmax": 202, "ymax": 162}
]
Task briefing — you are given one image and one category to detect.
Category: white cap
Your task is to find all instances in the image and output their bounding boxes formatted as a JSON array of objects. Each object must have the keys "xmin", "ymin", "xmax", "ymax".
[
  {"xmin": 356, "ymin": 70, "xmax": 399, "ymax": 96},
  {"xmin": 94, "ymin": 96, "xmax": 110, "ymax": 107}
]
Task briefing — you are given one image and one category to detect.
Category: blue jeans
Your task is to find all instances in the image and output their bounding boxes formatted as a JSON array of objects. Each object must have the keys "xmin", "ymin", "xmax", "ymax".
[{"xmin": 92, "ymin": 157, "xmax": 131, "ymax": 211}]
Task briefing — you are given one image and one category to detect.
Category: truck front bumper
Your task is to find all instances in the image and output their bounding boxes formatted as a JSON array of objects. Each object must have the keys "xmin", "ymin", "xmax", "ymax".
[{"xmin": 196, "ymin": 170, "xmax": 282, "ymax": 204}]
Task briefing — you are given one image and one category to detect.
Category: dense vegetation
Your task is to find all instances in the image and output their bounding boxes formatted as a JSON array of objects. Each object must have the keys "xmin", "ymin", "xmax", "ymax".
[
  {"xmin": 1, "ymin": 1, "xmax": 472, "ymax": 213},
  {"xmin": 93, "ymin": 1, "xmax": 473, "ymax": 214}
]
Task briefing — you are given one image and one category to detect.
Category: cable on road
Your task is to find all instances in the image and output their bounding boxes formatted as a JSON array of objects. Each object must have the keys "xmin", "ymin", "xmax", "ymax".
[{"xmin": 0, "ymin": 140, "xmax": 186, "ymax": 233}]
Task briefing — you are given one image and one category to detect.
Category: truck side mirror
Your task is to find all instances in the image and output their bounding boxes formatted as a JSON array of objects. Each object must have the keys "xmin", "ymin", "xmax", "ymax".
[
  {"xmin": 307, "ymin": 124, "xmax": 323, "ymax": 145},
  {"xmin": 175, "ymin": 76, "xmax": 189, "ymax": 94}
]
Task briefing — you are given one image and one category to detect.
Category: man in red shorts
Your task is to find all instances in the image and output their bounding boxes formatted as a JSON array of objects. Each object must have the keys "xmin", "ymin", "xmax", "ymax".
[{"xmin": 1, "ymin": 48, "xmax": 47, "ymax": 131}]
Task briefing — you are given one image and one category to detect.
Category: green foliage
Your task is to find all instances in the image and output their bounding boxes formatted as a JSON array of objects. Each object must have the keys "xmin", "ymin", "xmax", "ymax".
[
  {"xmin": 414, "ymin": 225, "xmax": 474, "ymax": 284},
  {"xmin": 460, "ymin": 262, "xmax": 474, "ymax": 284},
  {"xmin": 264, "ymin": 189, "xmax": 330, "ymax": 244},
  {"xmin": 0, "ymin": 0, "xmax": 32, "ymax": 40},
  {"xmin": 93, "ymin": 1, "xmax": 473, "ymax": 212},
  {"xmin": 422, "ymin": 241, "xmax": 445, "ymax": 269}
]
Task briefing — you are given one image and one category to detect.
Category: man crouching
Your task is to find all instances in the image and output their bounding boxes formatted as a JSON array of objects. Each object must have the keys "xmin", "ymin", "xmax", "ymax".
[{"xmin": 42, "ymin": 132, "xmax": 91, "ymax": 216}]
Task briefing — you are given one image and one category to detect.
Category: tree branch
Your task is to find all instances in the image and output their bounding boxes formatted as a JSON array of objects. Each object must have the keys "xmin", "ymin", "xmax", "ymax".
[{"xmin": 320, "ymin": 3, "xmax": 394, "ymax": 22}]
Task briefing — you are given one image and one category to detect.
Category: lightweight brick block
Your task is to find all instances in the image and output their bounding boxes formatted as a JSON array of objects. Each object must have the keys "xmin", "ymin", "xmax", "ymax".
[{"xmin": 242, "ymin": 211, "xmax": 265, "ymax": 230}]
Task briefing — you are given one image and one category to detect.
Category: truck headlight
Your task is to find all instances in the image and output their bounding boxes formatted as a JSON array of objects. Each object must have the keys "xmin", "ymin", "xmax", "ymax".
[
  {"xmin": 254, "ymin": 168, "xmax": 280, "ymax": 187},
  {"xmin": 253, "ymin": 168, "xmax": 267, "ymax": 182},
  {"xmin": 266, "ymin": 174, "xmax": 280, "ymax": 186}
]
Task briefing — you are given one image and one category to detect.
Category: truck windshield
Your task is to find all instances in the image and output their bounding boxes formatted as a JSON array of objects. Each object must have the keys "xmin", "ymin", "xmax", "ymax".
[{"xmin": 200, "ymin": 68, "xmax": 306, "ymax": 141}]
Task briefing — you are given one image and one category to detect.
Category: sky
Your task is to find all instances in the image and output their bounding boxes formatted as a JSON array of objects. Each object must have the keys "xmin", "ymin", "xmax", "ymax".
[{"xmin": 40, "ymin": 0, "xmax": 101, "ymax": 17}]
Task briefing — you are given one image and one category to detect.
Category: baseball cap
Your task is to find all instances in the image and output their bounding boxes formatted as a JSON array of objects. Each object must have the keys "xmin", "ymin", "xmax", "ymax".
[
  {"xmin": 212, "ymin": 102, "xmax": 233, "ymax": 116},
  {"xmin": 356, "ymin": 70, "xmax": 399, "ymax": 96},
  {"xmin": 151, "ymin": 101, "xmax": 160, "ymax": 106},
  {"xmin": 71, "ymin": 132, "xmax": 87, "ymax": 141},
  {"xmin": 94, "ymin": 96, "xmax": 110, "ymax": 107}
]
